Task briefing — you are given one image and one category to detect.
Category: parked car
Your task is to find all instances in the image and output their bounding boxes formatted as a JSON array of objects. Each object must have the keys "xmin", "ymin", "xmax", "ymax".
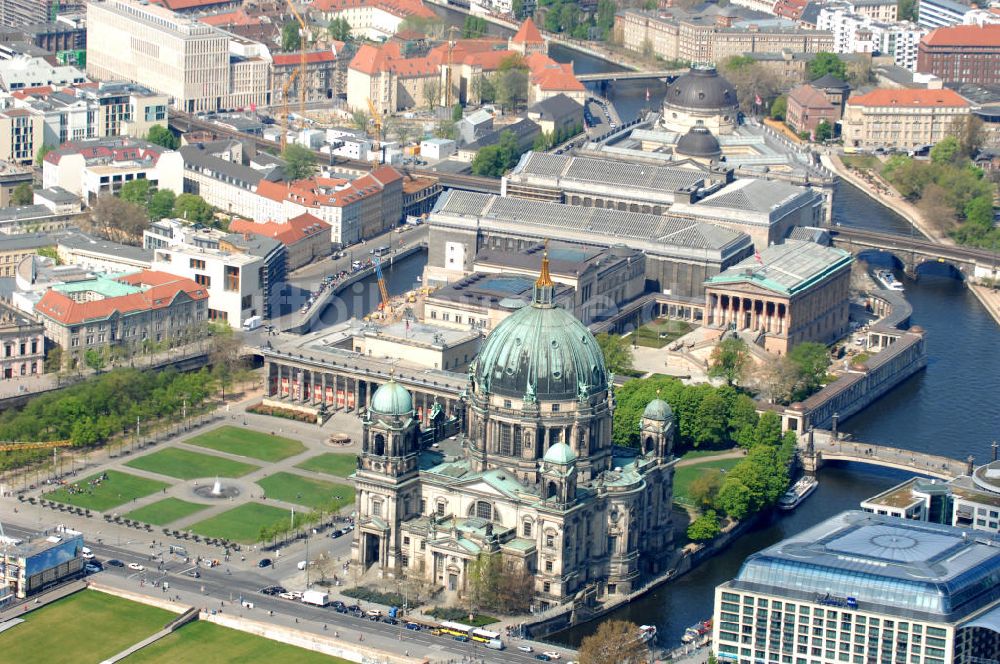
[
  {"xmin": 330, "ymin": 529, "xmax": 345, "ymax": 539},
  {"xmin": 258, "ymin": 558, "xmax": 272, "ymax": 568},
  {"xmin": 81, "ymin": 547, "xmax": 94, "ymax": 560},
  {"xmin": 543, "ymin": 652, "xmax": 562, "ymax": 660},
  {"xmin": 535, "ymin": 655, "xmax": 552, "ymax": 662}
]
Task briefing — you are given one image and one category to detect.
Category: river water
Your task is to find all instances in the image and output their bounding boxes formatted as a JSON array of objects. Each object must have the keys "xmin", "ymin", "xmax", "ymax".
[{"xmin": 359, "ymin": 12, "xmax": 1000, "ymax": 646}]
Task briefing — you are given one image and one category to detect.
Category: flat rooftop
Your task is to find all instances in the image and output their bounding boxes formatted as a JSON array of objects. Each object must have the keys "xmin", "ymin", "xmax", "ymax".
[
  {"xmin": 360, "ymin": 319, "xmax": 481, "ymax": 348},
  {"xmin": 728, "ymin": 511, "xmax": 1000, "ymax": 620},
  {"xmin": 706, "ymin": 239, "xmax": 852, "ymax": 295},
  {"xmin": 53, "ymin": 274, "xmax": 143, "ymax": 298},
  {"xmin": 508, "ymin": 151, "xmax": 708, "ymax": 195},
  {"xmin": 475, "ymin": 241, "xmax": 638, "ymax": 278},
  {"xmin": 430, "ymin": 272, "xmax": 572, "ymax": 310},
  {"xmin": 58, "ymin": 232, "xmax": 153, "ymax": 264}
]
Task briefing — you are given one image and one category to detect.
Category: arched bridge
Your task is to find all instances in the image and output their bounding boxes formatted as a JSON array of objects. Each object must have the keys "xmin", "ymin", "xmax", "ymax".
[
  {"xmin": 577, "ymin": 69, "xmax": 686, "ymax": 83},
  {"xmin": 829, "ymin": 227, "xmax": 998, "ymax": 280},
  {"xmin": 799, "ymin": 430, "xmax": 972, "ymax": 480}
]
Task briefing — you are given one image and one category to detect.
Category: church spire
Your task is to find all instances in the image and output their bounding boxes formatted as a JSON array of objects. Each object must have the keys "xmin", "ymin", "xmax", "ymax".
[{"xmin": 533, "ymin": 241, "xmax": 554, "ymax": 306}]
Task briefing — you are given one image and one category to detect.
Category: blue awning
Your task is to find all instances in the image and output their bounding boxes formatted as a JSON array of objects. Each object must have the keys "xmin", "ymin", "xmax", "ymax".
[{"xmin": 961, "ymin": 604, "xmax": 1000, "ymax": 633}]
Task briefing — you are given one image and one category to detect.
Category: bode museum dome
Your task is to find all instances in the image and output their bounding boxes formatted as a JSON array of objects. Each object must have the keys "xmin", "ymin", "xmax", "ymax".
[
  {"xmin": 662, "ymin": 65, "xmax": 740, "ymax": 136},
  {"xmin": 352, "ymin": 251, "xmax": 680, "ymax": 610}
]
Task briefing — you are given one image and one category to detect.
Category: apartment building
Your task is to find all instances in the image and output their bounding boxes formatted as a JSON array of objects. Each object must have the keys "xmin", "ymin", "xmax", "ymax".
[
  {"xmin": 0, "ymin": 160, "xmax": 30, "ymax": 205},
  {"xmin": 917, "ymin": 0, "xmax": 972, "ymax": 29},
  {"xmin": 87, "ymin": 0, "xmax": 272, "ymax": 113},
  {"xmin": 147, "ymin": 222, "xmax": 284, "ymax": 324},
  {"xmin": 42, "ymin": 136, "xmax": 183, "ymax": 203},
  {"xmin": 0, "ymin": 232, "xmax": 53, "ymax": 277},
  {"xmin": 309, "ymin": 0, "xmax": 436, "ymax": 41},
  {"xmin": 0, "ymin": 300, "xmax": 44, "ymax": 378},
  {"xmin": 842, "ymin": 87, "xmax": 971, "ymax": 150},
  {"xmin": 229, "ymin": 213, "xmax": 330, "ymax": 270},
  {"xmin": 56, "ymin": 231, "xmax": 153, "ymax": 274},
  {"xmin": 615, "ymin": 10, "xmax": 833, "ymax": 64},
  {"xmin": 817, "ymin": 4, "xmax": 926, "ymax": 69},
  {"xmin": 34, "ymin": 270, "xmax": 208, "ymax": 357},
  {"xmin": 178, "ymin": 141, "xmax": 283, "ymax": 219},
  {"xmin": 917, "ymin": 24, "xmax": 1000, "ymax": 86},
  {"xmin": 272, "ymin": 47, "xmax": 342, "ymax": 107}
]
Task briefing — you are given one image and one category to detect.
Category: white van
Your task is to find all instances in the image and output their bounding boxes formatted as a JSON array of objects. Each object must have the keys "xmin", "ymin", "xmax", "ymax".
[
  {"xmin": 242, "ymin": 315, "xmax": 262, "ymax": 331},
  {"xmin": 81, "ymin": 546, "xmax": 94, "ymax": 560}
]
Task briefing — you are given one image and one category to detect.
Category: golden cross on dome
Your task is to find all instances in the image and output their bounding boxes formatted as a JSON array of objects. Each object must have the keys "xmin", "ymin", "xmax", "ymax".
[{"xmin": 535, "ymin": 239, "xmax": 554, "ymax": 288}]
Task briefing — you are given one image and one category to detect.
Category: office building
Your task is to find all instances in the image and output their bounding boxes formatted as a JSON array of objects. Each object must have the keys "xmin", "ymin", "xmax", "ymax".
[
  {"xmin": 917, "ymin": 24, "xmax": 1000, "ymax": 86},
  {"xmin": 0, "ymin": 527, "xmax": 84, "ymax": 600},
  {"xmin": 713, "ymin": 511, "xmax": 1000, "ymax": 664},
  {"xmin": 228, "ymin": 213, "xmax": 330, "ymax": 271},
  {"xmin": 918, "ymin": 0, "xmax": 973, "ymax": 29},
  {"xmin": 0, "ymin": 53, "xmax": 86, "ymax": 90},
  {"xmin": 842, "ymin": 87, "xmax": 971, "ymax": 150},
  {"xmin": 56, "ymin": 231, "xmax": 152, "ymax": 274},
  {"xmin": 34, "ymin": 269, "xmax": 208, "ymax": 358}
]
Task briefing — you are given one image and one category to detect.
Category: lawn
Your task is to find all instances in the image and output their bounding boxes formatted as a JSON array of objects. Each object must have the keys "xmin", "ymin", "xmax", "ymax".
[
  {"xmin": 125, "ymin": 447, "xmax": 260, "ymax": 480},
  {"xmin": 0, "ymin": 591, "xmax": 173, "ymax": 664},
  {"xmin": 673, "ymin": 457, "xmax": 741, "ymax": 507},
  {"xmin": 125, "ymin": 620, "xmax": 351, "ymax": 664},
  {"xmin": 257, "ymin": 472, "xmax": 354, "ymax": 512},
  {"xmin": 185, "ymin": 425, "xmax": 305, "ymax": 462},
  {"xmin": 625, "ymin": 319, "xmax": 694, "ymax": 349},
  {"xmin": 295, "ymin": 452, "xmax": 357, "ymax": 478},
  {"xmin": 125, "ymin": 498, "xmax": 210, "ymax": 526},
  {"xmin": 44, "ymin": 470, "xmax": 171, "ymax": 512},
  {"xmin": 189, "ymin": 502, "xmax": 292, "ymax": 543}
]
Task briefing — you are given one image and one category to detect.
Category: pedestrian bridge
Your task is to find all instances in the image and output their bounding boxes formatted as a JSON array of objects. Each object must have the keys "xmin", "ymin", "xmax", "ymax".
[
  {"xmin": 799, "ymin": 430, "xmax": 972, "ymax": 481},
  {"xmin": 577, "ymin": 69, "xmax": 686, "ymax": 83}
]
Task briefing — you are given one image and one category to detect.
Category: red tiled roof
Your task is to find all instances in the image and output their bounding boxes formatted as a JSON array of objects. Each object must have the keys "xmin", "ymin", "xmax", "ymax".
[
  {"xmin": 272, "ymin": 49, "xmax": 340, "ymax": 66},
  {"xmin": 229, "ymin": 214, "xmax": 330, "ymax": 245},
  {"xmin": 200, "ymin": 10, "xmax": 262, "ymax": 26},
  {"xmin": 310, "ymin": 0, "xmax": 434, "ymax": 19},
  {"xmin": 512, "ymin": 17, "xmax": 544, "ymax": 44},
  {"xmin": 788, "ymin": 84, "xmax": 834, "ymax": 109},
  {"xmin": 847, "ymin": 88, "xmax": 970, "ymax": 108},
  {"xmin": 773, "ymin": 0, "xmax": 806, "ymax": 20},
  {"xmin": 256, "ymin": 177, "xmax": 380, "ymax": 209},
  {"xmin": 922, "ymin": 24, "xmax": 1000, "ymax": 47},
  {"xmin": 35, "ymin": 271, "xmax": 207, "ymax": 326},
  {"xmin": 522, "ymin": 52, "xmax": 584, "ymax": 91}
]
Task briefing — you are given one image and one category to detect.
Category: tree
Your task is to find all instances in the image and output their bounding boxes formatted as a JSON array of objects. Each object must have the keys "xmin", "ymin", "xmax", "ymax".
[
  {"xmin": 463, "ymin": 15, "xmax": 488, "ymax": 38},
  {"xmin": 172, "ymin": 193, "xmax": 214, "ymax": 224},
  {"xmin": 930, "ymin": 136, "xmax": 961, "ymax": 165},
  {"xmin": 12, "ymin": 182, "xmax": 32, "ymax": 206},
  {"xmin": 708, "ymin": 337, "xmax": 750, "ymax": 386},
  {"xmin": 327, "ymin": 17, "xmax": 351, "ymax": 41},
  {"xmin": 814, "ymin": 120, "xmax": 834, "ymax": 142},
  {"xmin": 720, "ymin": 56, "xmax": 780, "ymax": 114},
  {"xmin": 422, "ymin": 78, "xmax": 442, "ymax": 110},
  {"xmin": 282, "ymin": 144, "xmax": 317, "ymax": 181},
  {"xmin": 578, "ymin": 620, "xmax": 647, "ymax": 664},
  {"xmin": 688, "ymin": 472, "xmax": 723, "ymax": 509},
  {"xmin": 786, "ymin": 342, "xmax": 830, "ymax": 401},
  {"xmin": 596, "ymin": 0, "xmax": 616, "ymax": 38},
  {"xmin": 512, "ymin": 0, "xmax": 526, "ymax": 19},
  {"xmin": 90, "ymin": 194, "xmax": 148, "ymax": 243},
  {"xmin": 558, "ymin": 3, "xmax": 577, "ymax": 32},
  {"xmin": 84, "ymin": 348, "xmax": 106, "ymax": 373},
  {"xmin": 770, "ymin": 95, "xmax": 787, "ymax": 121},
  {"xmin": 964, "ymin": 194, "xmax": 994, "ymax": 231},
  {"xmin": 35, "ymin": 144, "xmax": 53, "ymax": 167},
  {"xmin": 452, "ymin": 102, "xmax": 463, "ymax": 122},
  {"xmin": 435, "ymin": 119, "xmax": 456, "ymax": 140},
  {"xmin": 808, "ymin": 52, "xmax": 847, "ymax": 81},
  {"xmin": 596, "ymin": 333, "xmax": 633, "ymax": 375},
  {"xmin": 898, "ymin": 0, "xmax": 917, "ymax": 21},
  {"xmin": 148, "ymin": 189, "xmax": 176, "ymax": 221},
  {"xmin": 119, "ymin": 179, "xmax": 152, "ymax": 206},
  {"xmin": 146, "ymin": 125, "xmax": 178, "ymax": 150},
  {"xmin": 281, "ymin": 22, "xmax": 301, "ymax": 52},
  {"xmin": 44, "ymin": 346, "xmax": 62, "ymax": 373},
  {"xmin": 496, "ymin": 55, "xmax": 529, "ymax": 111},
  {"xmin": 209, "ymin": 323, "xmax": 244, "ymax": 401},
  {"xmin": 687, "ymin": 510, "xmax": 721, "ymax": 541},
  {"xmin": 466, "ymin": 552, "xmax": 501, "ymax": 613},
  {"xmin": 956, "ymin": 115, "xmax": 984, "ymax": 159}
]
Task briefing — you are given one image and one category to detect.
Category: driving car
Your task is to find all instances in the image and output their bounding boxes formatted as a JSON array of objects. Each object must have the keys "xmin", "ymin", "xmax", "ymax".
[
  {"xmin": 127, "ymin": 562, "xmax": 144, "ymax": 571},
  {"xmin": 84, "ymin": 563, "xmax": 102, "ymax": 574},
  {"xmin": 535, "ymin": 655, "xmax": 551, "ymax": 662},
  {"xmin": 81, "ymin": 547, "xmax": 94, "ymax": 559},
  {"xmin": 106, "ymin": 559, "xmax": 125, "ymax": 568},
  {"xmin": 454, "ymin": 635, "xmax": 470, "ymax": 642},
  {"xmin": 186, "ymin": 570, "xmax": 201, "ymax": 578},
  {"xmin": 518, "ymin": 646, "xmax": 534, "ymax": 653},
  {"xmin": 257, "ymin": 558, "xmax": 272, "ymax": 568},
  {"xmin": 543, "ymin": 652, "xmax": 561, "ymax": 660}
]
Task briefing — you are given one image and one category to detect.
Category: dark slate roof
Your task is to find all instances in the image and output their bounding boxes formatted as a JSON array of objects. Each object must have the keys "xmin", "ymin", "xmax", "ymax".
[
  {"xmin": 463, "ymin": 119, "xmax": 540, "ymax": 151},
  {"xmin": 528, "ymin": 93, "xmax": 583, "ymax": 122},
  {"xmin": 811, "ymin": 73, "xmax": 850, "ymax": 91}
]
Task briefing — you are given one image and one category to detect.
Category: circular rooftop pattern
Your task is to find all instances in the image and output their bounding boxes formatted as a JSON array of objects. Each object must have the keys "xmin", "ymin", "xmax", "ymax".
[
  {"xmin": 676, "ymin": 125, "xmax": 722, "ymax": 159},
  {"xmin": 369, "ymin": 379, "xmax": 413, "ymax": 416},
  {"xmin": 664, "ymin": 66, "xmax": 738, "ymax": 114},
  {"xmin": 972, "ymin": 459, "xmax": 1000, "ymax": 494},
  {"xmin": 473, "ymin": 298, "xmax": 607, "ymax": 401},
  {"xmin": 643, "ymin": 398, "xmax": 673, "ymax": 421}
]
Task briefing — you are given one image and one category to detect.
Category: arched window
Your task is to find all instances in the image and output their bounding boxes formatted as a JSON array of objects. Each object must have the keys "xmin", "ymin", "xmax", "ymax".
[
  {"xmin": 475, "ymin": 501, "xmax": 492, "ymax": 521},
  {"xmin": 644, "ymin": 436, "xmax": 655, "ymax": 454},
  {"xmin": 547, "ymin": 481, "xmax": 559, "ymax": 499},
  {"xmin": 373, "ymin": 433, "xmax": 385, "ymax": 456},
  {"xmin": 522, "ymin": 519, "xmax": 533, "ymax": 537}
]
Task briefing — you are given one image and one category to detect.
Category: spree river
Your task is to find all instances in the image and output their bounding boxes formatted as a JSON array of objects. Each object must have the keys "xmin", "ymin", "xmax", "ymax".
[{"xmin": 378, "ymin": 12, "xmax": 1000, "ymax": 646}]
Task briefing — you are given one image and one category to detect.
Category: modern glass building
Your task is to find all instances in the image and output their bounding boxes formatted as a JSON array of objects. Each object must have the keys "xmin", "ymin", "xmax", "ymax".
[{"xmin": 713, "ymin": 511, "xmax": 1000, "ymax": 664}]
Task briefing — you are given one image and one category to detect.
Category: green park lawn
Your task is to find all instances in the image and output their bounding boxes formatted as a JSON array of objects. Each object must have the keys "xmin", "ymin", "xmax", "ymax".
[
  {"xmin": 44, "ymin": 470, "xmax": 170, "ymax": 511},
  {"xmin": 186, "ymin": 426, "xmax": 305, "ymax": 462},
  {"xmin": 673, "ymin": 457, "xmax": 741, "ymax": 507},
  {"xmin": 124, "ymin": 619, "xmax": 351, "ymax": 664},
  {"xmin": 0, "ymin": 591, "xmax": 173, "ymax": 664},
  {"xmin": 189, "ymin": 502, "xmax": 292, "ymax": 543},
  {"xmin": 257, "ymin": 472, "xmax": 354, "ymax": 512},
  {"xmin": 125, "ymin": 498, "xmax": 210, "ymax": 526},
  {"xmin": 125, "ymin": 447, "xmax": 260, "ymax": 480},
  {"xmin": 295, "ymin": 452, "xmax": 357, "ymax": 478}
]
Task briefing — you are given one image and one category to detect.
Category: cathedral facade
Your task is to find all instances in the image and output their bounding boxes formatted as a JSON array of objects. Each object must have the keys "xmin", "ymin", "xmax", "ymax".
[{"xmin": 351, "ymin": 257, "xmax": 678, "ymax": 609}]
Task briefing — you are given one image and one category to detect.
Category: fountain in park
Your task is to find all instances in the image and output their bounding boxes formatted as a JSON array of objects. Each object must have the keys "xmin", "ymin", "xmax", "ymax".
[{"xmin": 193, "ymin": 476, "xmax": 240, "ymax": 499}]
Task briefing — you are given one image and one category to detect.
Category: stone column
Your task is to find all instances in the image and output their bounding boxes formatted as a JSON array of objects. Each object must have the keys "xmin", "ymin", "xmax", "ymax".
[{"xmin": 321, "ymin": 372, "xmax": 327, "ymax": 405}]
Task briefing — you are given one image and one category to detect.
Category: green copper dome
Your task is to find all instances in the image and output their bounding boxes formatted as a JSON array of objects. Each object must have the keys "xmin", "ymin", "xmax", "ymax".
[
  {"xmin": 370, "ymin": 379, "xmax": 413, "ymax": 416},
  {"xmin": 543, "ymin": 442, "xmax": 577, "ymax": 465},
  {"xmin": 643, "ymin": 398, "xmax": 673, "ymax": 421},
  {"xmin": 473, "ymin": 254, "xmax": 608, "ymax": 401}
]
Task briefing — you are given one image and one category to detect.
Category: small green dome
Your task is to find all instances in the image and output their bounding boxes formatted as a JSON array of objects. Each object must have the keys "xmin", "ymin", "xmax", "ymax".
[
  {"xmin": 643, "ymin": 398, "xmax": 673, "ymax": 421},
  {"xmin": 370, "ymin": 380, "xmax": 413, "ymax": 416},
  {"xmin": 543, "ymin": 442, "xmax": 576, "ymax": 465},
  {"xmin": 473, "ymin": 301, "xmax": 607, "ymax": 400}
]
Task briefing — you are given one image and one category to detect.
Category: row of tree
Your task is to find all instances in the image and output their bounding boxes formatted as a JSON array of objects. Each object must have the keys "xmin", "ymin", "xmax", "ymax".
[
  {"xmin": 532, "ymin": 122, "xmax": 584, "ymax": 151},
  {"xmin": 536, "ymin": 0, "xmax": 617, "ymax": 41},
  {"xmin": 709, "ymin": 338, "xmax": 832, "ymax": 405},
  {"xmin": 471, "ymin": 130, "xmax": 528, "ymax": 177},
  {"xmin": 878, "ymin": 133, "xmax": 997, "ymax": 248}
]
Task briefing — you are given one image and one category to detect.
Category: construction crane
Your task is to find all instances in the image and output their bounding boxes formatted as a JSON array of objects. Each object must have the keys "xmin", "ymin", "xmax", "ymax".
[
  {"xmin": 445, "ymin": 25, "xmax": 461, "ymax": 109},
  {"xmin": 374, "ymin": 256, "xmax": 391, "ymax": 315},
  {"xmin": 366, "ymin": 97, "xmax": 382, "ymax": 168},
  {"xmin": 280, "ymin": 68, "xmax": 301, "ymax": 151},
  {"xmin": 285, "ymin": 0, "xmax": 309, "ymax": 121}
]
